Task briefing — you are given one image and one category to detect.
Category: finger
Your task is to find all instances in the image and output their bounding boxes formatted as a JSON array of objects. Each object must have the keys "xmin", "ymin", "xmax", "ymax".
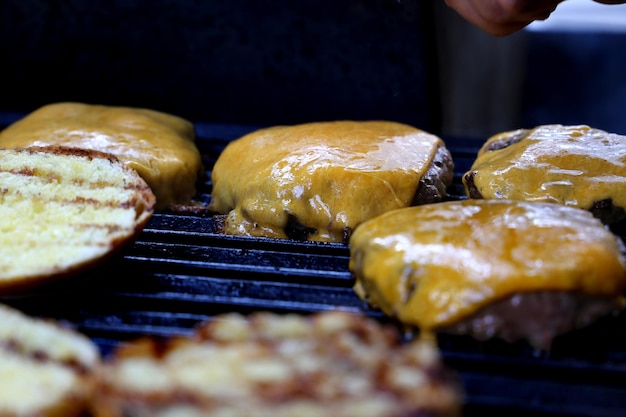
[
  {"xmin": 497, "ymin": 0, "xmax": 562, "ymax": 21},
  {"xmin": 445, "ymin": 0, "xmax": 562, "ymax": 36},
  {"xmin": 444, "ymin": 0, "xmax": 532, "ymax": 36}
]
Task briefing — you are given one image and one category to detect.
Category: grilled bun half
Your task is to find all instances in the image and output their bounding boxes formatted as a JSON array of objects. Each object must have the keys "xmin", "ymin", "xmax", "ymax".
[
  {"xmin": 0, "ymin": 146, "xmax": 155, "ymax": 292},
  {"xmin": 209, "ymin": 120, "xmax": 454, "ymax": 243},
  {"xmin": 463, "ymin": 124, "xmax": 626, "ymax": 224},
  {"xmin": 0, "ymin": 102, "xmax": 203, "ymax": 209},
  {"xmin": 349, "ymin": 199, "xmax": 626, "ymax": 350},
  {"xmin": 0, "ymin": 303, "xmax": 101, "ymax": 417},
  {"xmin": 90, "ymin": 311, "xmax": 462, "ymax": 417}
]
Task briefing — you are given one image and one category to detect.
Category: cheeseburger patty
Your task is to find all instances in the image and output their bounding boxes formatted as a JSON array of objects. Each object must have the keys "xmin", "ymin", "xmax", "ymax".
[
  {"xmin": 463, "ymin": 124, "xmax": 626, "ymax": 224},
  {"xmin": 209, "ymin": 120, "xmax": 454, "ymax": 243},
  {"xmin": 349, "ymin": 199, "xmax": 626, "ymax": 350}
]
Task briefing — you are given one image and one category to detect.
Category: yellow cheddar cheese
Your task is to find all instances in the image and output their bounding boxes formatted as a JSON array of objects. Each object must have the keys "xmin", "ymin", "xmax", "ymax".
[
  {"xmin": 349, "ymin": 199, "xmax": 626, "ymax": 332},
  {"xmin": 209, "ymin": 120, "xmax": 451, "ymax": 242},
  {"xmin": 464, "ymin": 124, "xmax": 626, "ymax": 212}
]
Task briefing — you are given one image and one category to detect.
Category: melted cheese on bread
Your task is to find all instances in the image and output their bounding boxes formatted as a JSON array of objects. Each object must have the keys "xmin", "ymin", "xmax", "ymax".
[
  {"xmin": 0, "ymin": 102, "xmax": 203, "ymax": 209},
  {"xmin": 464, "ymin": 124, "xmax": 626, "ymax": 210},
  {"xmin": 349, "ymin": 199, "xmax": 626, "ymax": 331},
  {"xmin": 209, "ymin": 120, "xmax": 448, "ymax": 242}
]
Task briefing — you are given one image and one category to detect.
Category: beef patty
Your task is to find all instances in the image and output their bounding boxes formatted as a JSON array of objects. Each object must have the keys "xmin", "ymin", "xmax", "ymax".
[
  {"xmin": 349, "ymin": 199, "xmax": 626, "ymax": 350},
  {"xmin": 209, "ymin": 120, "xmax": 454, "ymax": 243},
  {"xmin": 463, "ymin": 124, "xmax": 626, "ymax": 225}
]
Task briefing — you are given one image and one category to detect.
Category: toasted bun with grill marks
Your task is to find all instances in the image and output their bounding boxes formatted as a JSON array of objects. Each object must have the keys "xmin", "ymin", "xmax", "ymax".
[
  {"xmin": 0, "ymin": 303, "xmax": 101, "ymax": 417},
  {"xmin": 89, "ymin": 311, "xmax": 463, "ymax": 417},
  {"xmin": 0, "ymin": 146, "xmax": 156, "ymax": 292}
]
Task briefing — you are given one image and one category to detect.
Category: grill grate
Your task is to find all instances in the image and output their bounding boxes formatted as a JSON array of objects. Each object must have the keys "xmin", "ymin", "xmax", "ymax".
[{"xmin": 1, "ymin": 121, "xmax": 625, "ymax": 417}]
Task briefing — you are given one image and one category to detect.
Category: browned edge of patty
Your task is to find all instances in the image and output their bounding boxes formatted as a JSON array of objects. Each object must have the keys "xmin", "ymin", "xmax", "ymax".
[
  {"xmin": 439, "ymin": 291, "xmax": 624, "ymax": 351},
  {"xmin": 412, "ymin": 144, "xmax": 455, "ymax": 206}
]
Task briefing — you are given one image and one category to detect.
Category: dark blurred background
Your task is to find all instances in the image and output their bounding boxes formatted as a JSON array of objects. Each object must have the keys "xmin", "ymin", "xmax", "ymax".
[{"xmin": 1, "ymin": 0, "xmax": 625, "ymax": 139}]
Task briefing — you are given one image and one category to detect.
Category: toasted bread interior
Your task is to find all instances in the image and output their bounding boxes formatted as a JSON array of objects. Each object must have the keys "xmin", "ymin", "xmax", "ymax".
[
  {"xmin": 89, "ymin": 311, "xmax": 462, "ymax": 417},
  {"xmin": 0, "ymin": 146, "xmax": 155, "ymax": 292},
  {"xmin": 0, "ymin": 303, "xmax": 101, "ymax": 417}
]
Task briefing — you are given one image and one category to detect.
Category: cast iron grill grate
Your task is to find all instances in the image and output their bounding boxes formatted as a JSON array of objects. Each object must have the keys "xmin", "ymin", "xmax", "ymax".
[{"xmin": 0, "ymin": 120, "xmax": 625, "ymax": 417}]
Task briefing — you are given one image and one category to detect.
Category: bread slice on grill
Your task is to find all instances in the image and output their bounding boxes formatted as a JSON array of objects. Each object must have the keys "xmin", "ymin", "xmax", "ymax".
[
  {"xmin": 89, "ymin": 311, "xmax": 463, "ymax": 417},
  {"xmin": 0, "ymin": 303, "xmax": 101, "ymax": 417},
  {"xmin": 0, "ymin": 146, "xmax": 156, "ymax": 292}
]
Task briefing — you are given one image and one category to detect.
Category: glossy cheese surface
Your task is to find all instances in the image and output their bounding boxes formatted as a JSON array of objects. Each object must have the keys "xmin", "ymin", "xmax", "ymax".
[
  {"xmin": 464, "ymin": 124, "xmax": 626, "ymax": 209},
  {"xmin": 349, "ymin": 199, "xmax": 626, "ymax": 330},
  {"xmin": 0, "ymin": 102, "xmax": 203, "ymax": 209},
  {"xmin": 209, "ymin": 121, "xmax": 446, "ymax": 242}
]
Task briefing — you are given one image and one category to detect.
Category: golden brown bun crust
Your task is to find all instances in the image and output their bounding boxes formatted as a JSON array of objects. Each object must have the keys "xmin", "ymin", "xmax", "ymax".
[
  {"xmin": 0, "ymin": 145, "xmax": 155, "ymax": 293},
  {"xmin": 0, "ymin": 102, "xmax": 203, "ymax": 209}
]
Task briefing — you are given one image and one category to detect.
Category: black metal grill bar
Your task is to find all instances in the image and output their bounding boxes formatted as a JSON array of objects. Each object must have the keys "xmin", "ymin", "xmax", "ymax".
[
  {"xmin": 460, "ymin": 371, "xmax": 626, "ymax": 417},
  {"xmin": 123, "ymin": 250, "xmax": 351, "ymax": 283},
  {"xmin": 143, "ymin": 214, "xmax": 352, "ymax": 255}
]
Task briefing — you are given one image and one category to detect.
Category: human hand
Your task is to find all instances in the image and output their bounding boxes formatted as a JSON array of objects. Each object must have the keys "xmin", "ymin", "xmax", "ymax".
[{"xmin": 444, "ymin": 0, "xmax": 626, "ymax": 36}]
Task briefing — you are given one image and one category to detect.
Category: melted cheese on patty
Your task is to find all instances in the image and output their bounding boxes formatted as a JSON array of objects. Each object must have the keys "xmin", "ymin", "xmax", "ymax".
[
  {"xmin": 349, "ymin": 200, "xmax": 626, "ymax": 331},
  {"xmin": 209, "ymin": 120, "xmax": 447, "ymax": 242},
  {"xmin": 464, "ymin": 124, "xmax": 626, "ymax": 210},
  {"xmin": 0, "ymin": 102, "xmax": 203, "ymax": 209}
]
